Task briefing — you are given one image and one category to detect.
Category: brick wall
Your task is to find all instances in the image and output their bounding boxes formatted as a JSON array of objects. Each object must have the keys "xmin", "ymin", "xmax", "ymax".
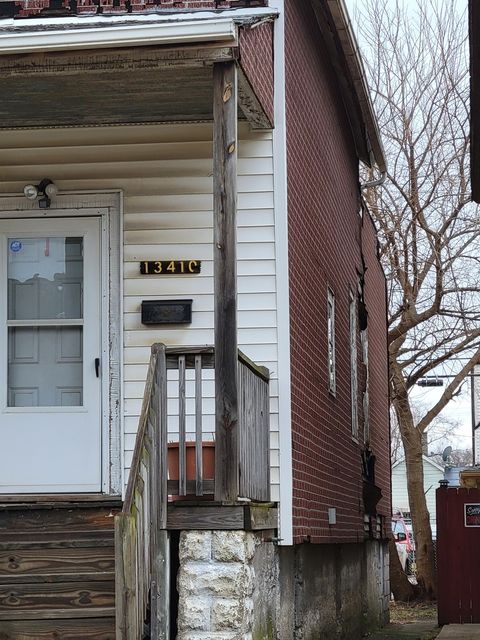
[
  {"xmin": 285, "ymin": 1, "xmax": 389, "ymax": 544},
  {"xmin": 239, "ymin": 22, "xmax": 274, "ymax": 126},
  {"xmin": 1, "ymin": 0, "xmax": 266, "ymax": 19}
]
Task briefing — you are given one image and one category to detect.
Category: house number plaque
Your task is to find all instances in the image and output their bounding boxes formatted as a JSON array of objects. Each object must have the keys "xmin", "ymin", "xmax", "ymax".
[{"xmin": 140, "ymin": 260, "xmax": 201, "ymax": 275}]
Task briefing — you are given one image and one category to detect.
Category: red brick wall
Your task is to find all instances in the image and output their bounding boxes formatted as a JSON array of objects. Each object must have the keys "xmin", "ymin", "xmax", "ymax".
[
  {"xmin": 239, "ymin": 22, "xmax": 274, "ymax": 126},
  {"xmin": 2, "ymin": 0, "xmax": 266, "ymax": 19},
  {"xmin": 285, "ymin": 1, "xmax": 389, "ymax": 544}
]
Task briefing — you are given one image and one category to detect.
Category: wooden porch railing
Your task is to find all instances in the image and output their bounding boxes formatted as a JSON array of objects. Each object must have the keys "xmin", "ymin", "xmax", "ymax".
[
  {"xmin": 115, "ymin": 344, "xmax": 270, "ymax": 639},
  {"xmin": 115, "ymin": 344, "xmax": 168, "ymax": 640},
  {"xmin": 238, "ymin": 351, "xmax": 270, "ymax": 502},
  {"xmin": 165, "ymin": 347, "xmax": 270, "ymax": 501}
]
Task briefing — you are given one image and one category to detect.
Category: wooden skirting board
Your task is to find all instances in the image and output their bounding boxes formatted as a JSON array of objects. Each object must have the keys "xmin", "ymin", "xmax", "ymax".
[{"xmin": 166, "ymin": 502, "xmax": 278, "ymax": 531}]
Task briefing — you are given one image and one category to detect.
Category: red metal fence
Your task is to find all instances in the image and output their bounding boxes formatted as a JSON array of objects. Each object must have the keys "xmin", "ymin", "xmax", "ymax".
[{"xmin": 437, "ymin": 485, "xmax": 480, "ymax": 624}]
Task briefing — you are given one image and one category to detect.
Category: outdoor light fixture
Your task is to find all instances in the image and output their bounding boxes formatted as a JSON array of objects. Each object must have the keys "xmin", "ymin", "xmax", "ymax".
[
  {"xmin": 23, "ymin": 179, "xmax": 58, "ymax": 209},
  {"xmin": 23, "ymin": 184, "xmax": 38, "ymax": 200}
]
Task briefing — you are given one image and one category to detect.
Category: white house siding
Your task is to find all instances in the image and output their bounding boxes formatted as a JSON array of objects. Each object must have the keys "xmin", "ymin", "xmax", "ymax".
[
  {"xmin": 0, "ymin": 122, "xmax": 280, "ymax": 501},
  {"xmin": 392, "ymin": 457, "xmax": 443, "ymax": 537}
]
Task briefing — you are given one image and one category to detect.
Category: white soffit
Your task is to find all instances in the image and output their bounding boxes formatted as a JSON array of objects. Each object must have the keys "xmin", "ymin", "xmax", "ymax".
[{"xmin": 0, "ymin": 17, "xmax": 239, "ymax": 54}]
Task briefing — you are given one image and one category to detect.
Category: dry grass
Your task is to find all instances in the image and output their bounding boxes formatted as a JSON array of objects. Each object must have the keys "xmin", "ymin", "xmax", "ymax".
[{"xmin": 389, "ymin": 601, "xmax": 437, "ymax": 624}]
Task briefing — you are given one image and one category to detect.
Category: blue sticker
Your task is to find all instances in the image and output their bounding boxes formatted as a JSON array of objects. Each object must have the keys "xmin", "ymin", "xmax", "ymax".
[{"xmin": 9, "ymin": 240, "xmax": 22, "ymax": 253}]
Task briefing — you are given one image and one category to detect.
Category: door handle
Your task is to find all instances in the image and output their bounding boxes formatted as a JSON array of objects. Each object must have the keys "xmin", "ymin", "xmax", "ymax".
[{"xmin": 95, "ymin": 358, "xmax": 100, "ymax": 378}]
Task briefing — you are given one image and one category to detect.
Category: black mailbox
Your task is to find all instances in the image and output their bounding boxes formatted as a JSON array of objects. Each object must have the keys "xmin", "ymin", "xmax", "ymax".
[{"xmin": 141, "ymin": 299, "xmax": 192, "ymax": 325}]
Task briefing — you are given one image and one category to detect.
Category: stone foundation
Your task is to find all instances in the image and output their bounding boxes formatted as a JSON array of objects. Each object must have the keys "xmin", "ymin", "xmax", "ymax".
[{"xmin": 177, "ymin": 530, "xmax": 277, "ymax": 640}]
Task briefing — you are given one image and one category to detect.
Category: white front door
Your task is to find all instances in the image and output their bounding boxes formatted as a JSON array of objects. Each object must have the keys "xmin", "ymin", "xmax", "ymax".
[{"xmin": 0, "ymin": 217, "xmax": 102, "ymax": 493}]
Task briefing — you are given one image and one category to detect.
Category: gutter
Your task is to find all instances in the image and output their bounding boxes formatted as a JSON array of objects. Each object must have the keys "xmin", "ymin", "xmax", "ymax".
[
  {"xmin": 326, "ymin": 0, "xmax": 386, "ymax": 174},
  {"xmin": 361, "ymin": 170, "xmax": 386, "ymax": 191},
  {"xmin": 0, "ymin": 9, "xmax": 278, "ymax": 55},
  {"xmin": 0, "ymin": 17, "xmax": 239, "ymax": 54}
]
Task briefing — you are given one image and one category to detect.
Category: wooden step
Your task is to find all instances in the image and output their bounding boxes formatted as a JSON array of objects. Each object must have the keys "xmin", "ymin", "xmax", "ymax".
[
  {"xmin": 0, "ymin": 506, "xmax": 119, "ymax": 533},
  {"xmin": 0, "ymin": 547, "xmax": 115, "ymax": 584},
  {"xmin": 0, "ymin": 530, "xmax": 114, "ymax": 550},
  {"xmin": 0, "ymin": 581, "xmax": 115, "ymax": 619},
  {"xmin": 0, "ymin": 617, "xmax": 115, "ymax": 639}
]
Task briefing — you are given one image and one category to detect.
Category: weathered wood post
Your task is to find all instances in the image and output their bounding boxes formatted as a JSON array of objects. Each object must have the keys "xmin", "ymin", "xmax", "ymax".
[{"xmin": 213, "ymin": 61, "xmax": 239, "ymax": 502}]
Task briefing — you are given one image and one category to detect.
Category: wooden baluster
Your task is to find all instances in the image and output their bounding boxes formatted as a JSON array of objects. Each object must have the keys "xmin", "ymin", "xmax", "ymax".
[
  {"xmin": 178, "ymin": 355, "xmax": 186, "ymax": 496},
  {"xmin": 158, "ymin": 345, "xmax": 168, "ymax": 528},
  {"xmin": 195, "ymin": 354, "xmax": 203, "ymax": 496}
]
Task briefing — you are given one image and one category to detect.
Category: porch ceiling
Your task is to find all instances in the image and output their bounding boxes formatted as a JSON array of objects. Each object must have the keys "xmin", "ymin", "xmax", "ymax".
[
  {"xmin": 0, "ymin": 44, "xmax": 265, "ymax": 129},
  {"xmin": 1, "ymin": 65, "xmax": 214, "ymax": 128}
]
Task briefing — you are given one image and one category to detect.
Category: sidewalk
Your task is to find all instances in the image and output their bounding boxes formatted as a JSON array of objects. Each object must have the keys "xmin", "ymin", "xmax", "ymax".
[
  {"xmin": 367, "ymin": 622, "xmax": 480, "ymax": 639},
  {"xmin": 437, "ymin": 625, "xmax": 480, "ymax": 638}
]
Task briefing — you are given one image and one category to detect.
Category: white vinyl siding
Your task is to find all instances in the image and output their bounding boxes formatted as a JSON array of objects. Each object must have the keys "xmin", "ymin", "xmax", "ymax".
[
  {"xmin": 392, "ymin": 457, "xmax": 444, "ymax": 538},
  {"xmin": 0, "ymin": 122, "xmax": 280, "ymax": 501}
]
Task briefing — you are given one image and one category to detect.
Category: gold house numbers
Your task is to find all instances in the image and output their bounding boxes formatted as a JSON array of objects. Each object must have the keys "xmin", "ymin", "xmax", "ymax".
[{"xmin": 140, "ymin": 260, "xmax": 201, "ymax": 275}]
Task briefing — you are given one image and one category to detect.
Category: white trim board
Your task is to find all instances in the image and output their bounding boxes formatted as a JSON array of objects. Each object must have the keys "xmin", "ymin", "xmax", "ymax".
[
  {"xmin": 0, "ymin": 192, "xmax": 123, "ymax": 495},
  {"xmin": 270, "ymin": 0, "xmax": 293, "ymax": 547}
]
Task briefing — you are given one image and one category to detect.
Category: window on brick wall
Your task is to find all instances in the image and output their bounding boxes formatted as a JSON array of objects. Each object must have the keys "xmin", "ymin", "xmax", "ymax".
[
  {"xmin": 361, "ymin": 326, "xmax": 370, "ymax": 443},
  {"xmin": 350, "ymin": 293, "xmax": 359, "ymax": 439},
  {"xmin": 327, "ymin": 289, "xmax": 336, "ymax": 394}
]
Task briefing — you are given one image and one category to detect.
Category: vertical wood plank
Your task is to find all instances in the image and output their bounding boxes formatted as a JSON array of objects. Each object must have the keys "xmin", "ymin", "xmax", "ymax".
[
  {"xmin": 115, "ymin": 514, "xmax": 127, "ymax": 640},
  {"xmin": 151, "ymin": 531, "xmax": 170, "ymax": 640},
  {"xmin": 157, "ymin": 345, "xmax": 168, "ymax": 530},
  {"xmin": 125, "ymin": 514, "xmax": 138, "ymax": 637},
  {"xmin": 237, "ymin": 358, "xmax": 270, "ymax": 502},
  {"xmin": 178, "ymin": 355, "xmax": 187, "ymax": 497},
  {"xmin": 213, "ymin": 60, "xmax": 239, "ymax": 502},
  {"xmin": 195, "ymin": 354, "xmax": 204, "ymax": 496}
]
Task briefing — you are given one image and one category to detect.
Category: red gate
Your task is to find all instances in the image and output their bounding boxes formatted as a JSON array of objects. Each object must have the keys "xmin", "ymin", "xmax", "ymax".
[{"xmin": 437, "ymin": 485, "xmax": 480, "ymax": 624}]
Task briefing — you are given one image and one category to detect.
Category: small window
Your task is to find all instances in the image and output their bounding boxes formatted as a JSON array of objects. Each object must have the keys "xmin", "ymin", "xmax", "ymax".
[
  {"xmin": 350, "ymin": 293, "xmax": 358, "ymax": 438},
  {"xmin": 362, "ymin": 326, "xmax": 370, "ymax": 443},
  {"xmin": 327, "ymin": 289, "xmax": 336, "ymax": 394}
]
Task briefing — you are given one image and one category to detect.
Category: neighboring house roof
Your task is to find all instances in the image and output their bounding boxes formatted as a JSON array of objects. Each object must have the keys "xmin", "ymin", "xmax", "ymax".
[{"xmin": 392, "ymin": 455, "xmax": 445, "ymax": 474}]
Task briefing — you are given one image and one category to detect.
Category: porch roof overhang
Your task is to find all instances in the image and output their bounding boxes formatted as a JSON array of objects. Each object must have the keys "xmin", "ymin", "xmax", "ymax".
[{"xmin": 0, "ymin": 10, "xmax": 276, "ymax": 129}]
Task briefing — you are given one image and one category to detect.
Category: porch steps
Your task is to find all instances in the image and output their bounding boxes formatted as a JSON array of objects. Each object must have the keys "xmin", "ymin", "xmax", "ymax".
[{"xmin": 0, "ymin": 501, "xmax": 121, "ymax": 640}]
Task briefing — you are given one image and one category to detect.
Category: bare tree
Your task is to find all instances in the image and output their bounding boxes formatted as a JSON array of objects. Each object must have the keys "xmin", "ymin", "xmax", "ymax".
[
  {"xmin": 391, "ymin": 401, "xmax": 464, "ymax": 464},
  {"xmin": 353, "ymin": 0, "xmax": 480, "ymax": 599}
]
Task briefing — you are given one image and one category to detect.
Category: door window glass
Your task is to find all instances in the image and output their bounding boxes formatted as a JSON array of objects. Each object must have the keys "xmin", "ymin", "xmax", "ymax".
[{"xmin": 7, "ymin": 237, "xmax": 84, "ymax": 407}]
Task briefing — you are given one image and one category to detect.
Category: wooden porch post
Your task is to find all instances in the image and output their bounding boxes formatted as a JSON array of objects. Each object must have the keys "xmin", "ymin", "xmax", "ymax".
[{"xmin": 213, "ymin": 61, "xmax": 239, "ymax": 502}]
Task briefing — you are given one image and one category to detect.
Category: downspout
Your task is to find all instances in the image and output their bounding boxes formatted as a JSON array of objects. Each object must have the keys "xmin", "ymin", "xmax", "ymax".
[{"xmin": 361, "ymin": 169, "xmax": 386, "ymax": 190}]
